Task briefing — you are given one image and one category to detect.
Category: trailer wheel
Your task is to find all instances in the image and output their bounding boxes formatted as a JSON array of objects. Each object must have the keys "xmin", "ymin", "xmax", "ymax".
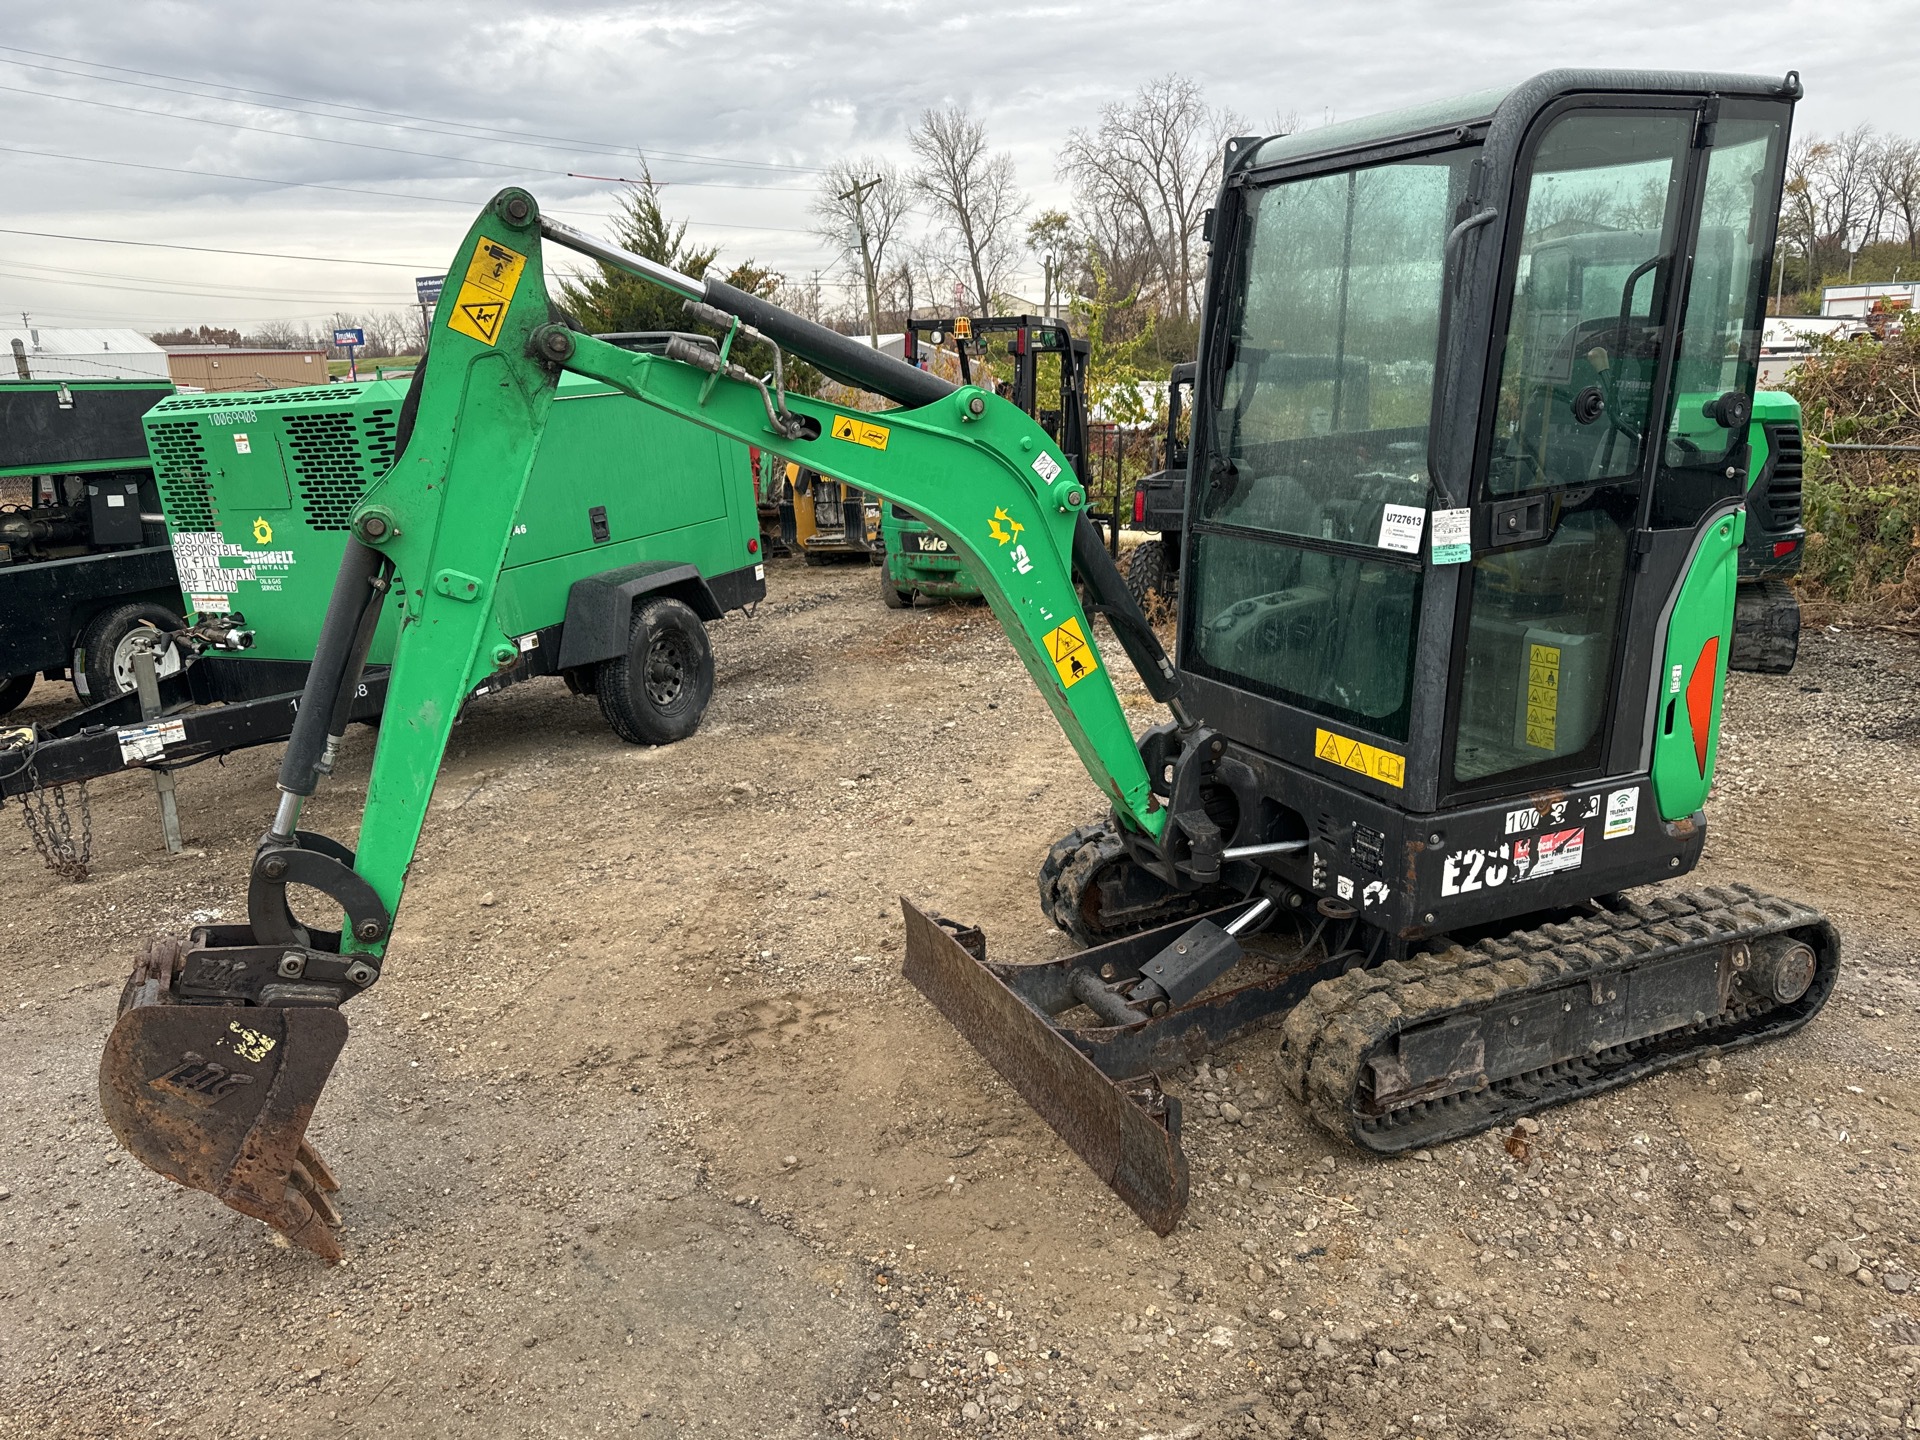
[
  {"xmin": 73, "ymin": 602, "xmax": 186, "ymax": 701},
  {"xmin": 1125, "ymin": 539, "xmax": 1170, "ymax": 609},
  {"xmin": 595, "ymin": 596, "xmax": 714, "ymax": 746},
  {"xmin": 0, "ymin": 674, "xmax": 34, "ymax": 715},
  {"xmin": 881, "ymin": 562, "xmax": 913, "ymax": 609}
]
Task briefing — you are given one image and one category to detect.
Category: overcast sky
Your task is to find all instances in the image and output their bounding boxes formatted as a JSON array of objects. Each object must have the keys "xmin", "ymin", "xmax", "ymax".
[{"xmin": 3, "ymin": 0, "xmax": 1915, "ymax": 336}]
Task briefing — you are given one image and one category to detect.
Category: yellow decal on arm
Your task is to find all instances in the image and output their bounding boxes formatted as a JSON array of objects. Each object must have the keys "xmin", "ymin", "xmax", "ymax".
[
  {"xmin": 830, "ymin": 415, "xmax": 891, "ymax": 450},
  {"xmin": 1042, "ymin": 617, "xmax": 1098, "ymax": 689},
  {"xmin": 446, "ymin": 238, "xmax": 527, "ymax": 346},
  {"xmin": 1313, "ymin": 728, "xmax": 1406, "ymax": 789}
]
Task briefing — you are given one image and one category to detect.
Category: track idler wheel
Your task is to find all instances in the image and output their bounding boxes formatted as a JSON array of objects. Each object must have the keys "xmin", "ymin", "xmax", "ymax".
[
  {"xmin": 1039, "ymin": 818, "xmax": 1229, "ymax": 945},
  {"xmin": 100, "ymin": 936, "xmax": 349, "ymax": 1261}
]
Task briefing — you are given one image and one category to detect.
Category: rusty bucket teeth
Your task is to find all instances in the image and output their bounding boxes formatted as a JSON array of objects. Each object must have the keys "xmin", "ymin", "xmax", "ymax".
[
  {"xmin": 900, "ymin": 900, "xmax": 1188, "ymax": 1234},
  {"xmin": 99, "ymin": 936, "xmax": 350, "ymax": 1262}
]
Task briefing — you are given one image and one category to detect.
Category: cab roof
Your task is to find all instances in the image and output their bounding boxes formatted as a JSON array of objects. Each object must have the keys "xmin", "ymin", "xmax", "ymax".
[{"xmin": 1246, "ymin": 68, "xmax": 1801, "ymax": 173}]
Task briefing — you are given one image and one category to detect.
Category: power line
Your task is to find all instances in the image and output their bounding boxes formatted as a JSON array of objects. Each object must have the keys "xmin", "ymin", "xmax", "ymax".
[
  {"xmin": 0, "ymin": 45, "xmax": 826, "ymax": 176},
  {"xmin": 1, "ymin": 143, "xmax": 825, "ymax": 233},
  {"xmin": 0, "ymin": 265, "xmax": 405, "ymax": 306},
  {"xmin": 0, "ymin": 225, "xmax": 432, "ymax": 268}
]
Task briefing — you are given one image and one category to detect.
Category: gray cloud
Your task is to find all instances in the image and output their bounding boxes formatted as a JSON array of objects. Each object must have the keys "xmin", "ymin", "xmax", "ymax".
[{"xmin": 1, "ymin": 1, "xmax": 1907, "ymax": 328}]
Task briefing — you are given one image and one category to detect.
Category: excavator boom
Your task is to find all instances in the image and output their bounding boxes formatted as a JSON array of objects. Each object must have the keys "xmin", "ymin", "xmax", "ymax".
[{"xmin": 100, "ymin": 189, "xmax": 1194, "ymax": 1254}]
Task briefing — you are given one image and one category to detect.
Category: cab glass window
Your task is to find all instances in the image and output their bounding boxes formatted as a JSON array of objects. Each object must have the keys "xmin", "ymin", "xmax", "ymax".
[
  {"xmin": 1652, "ymin": 112, "xmax": 1790, "ymax": 528},
  {"xmin": 1202, "ymin": 150, "xmax": 1476, "ymax": 544}
]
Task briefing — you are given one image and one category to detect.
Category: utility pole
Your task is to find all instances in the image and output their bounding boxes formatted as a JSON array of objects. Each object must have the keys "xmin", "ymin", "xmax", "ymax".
[{"xmin": 839, "ymin": 176, "xmax": 884, "ymax": 349}]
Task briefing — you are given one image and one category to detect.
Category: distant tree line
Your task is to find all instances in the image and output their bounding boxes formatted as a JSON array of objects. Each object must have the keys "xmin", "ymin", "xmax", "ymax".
[
  {"xmin": 1777, "ymin": 127, "xmax": 1920, "ymax": 309},
  {"xmin": 803, "ymin": 73, "xmax": 1246, "ymax": 374},
  {"xmin": 148, "ymin": 311, "xmax": 423, "ymax": 358}
]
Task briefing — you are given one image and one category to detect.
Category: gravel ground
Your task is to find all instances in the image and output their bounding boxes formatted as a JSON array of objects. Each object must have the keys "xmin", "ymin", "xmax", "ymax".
[{"xmin": 0, "ymin": 562, "xmax": 1915, "ymax": 1440}]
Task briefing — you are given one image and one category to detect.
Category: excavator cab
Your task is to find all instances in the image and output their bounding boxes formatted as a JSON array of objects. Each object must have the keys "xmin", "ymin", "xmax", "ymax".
[{"xmin": 922, "ymin": 70, "xmax": 1834, "ymax": 1227}]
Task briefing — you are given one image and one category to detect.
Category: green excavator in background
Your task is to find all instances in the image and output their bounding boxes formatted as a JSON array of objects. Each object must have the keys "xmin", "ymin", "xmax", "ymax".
[{"xmin": 100, "ymin": 68, "xmax": 1836, "ymax": 1258}]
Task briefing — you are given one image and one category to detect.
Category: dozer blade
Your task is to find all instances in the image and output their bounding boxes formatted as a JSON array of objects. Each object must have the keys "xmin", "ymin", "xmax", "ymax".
[
  {"xmin": 100, "ymin": 937, "xmax": 349, "ymax": 1261},
  {"xmin": 901, "ymin": 900, "xmax": 1188, "ymax": 1234}
]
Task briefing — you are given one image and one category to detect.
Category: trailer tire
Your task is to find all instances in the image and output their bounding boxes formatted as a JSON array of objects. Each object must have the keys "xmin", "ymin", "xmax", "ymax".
[
  {"xmin": 595, "ymin": 596, "xmax": 714, "ymax": 746},
  {"xmin": 72, "ymin": 602, "xmax": 186, "ymax": 701},
  {"xmin": 881, "ymin": 561, "xmax": 913, "ymax": 609},
  {"xmin": 1125, "ymin": 539, "xmax": 1170, "ymax": 609},
  {"xmin": 0, "ymin": 674, "xmax": 34, "ymax": 715}
]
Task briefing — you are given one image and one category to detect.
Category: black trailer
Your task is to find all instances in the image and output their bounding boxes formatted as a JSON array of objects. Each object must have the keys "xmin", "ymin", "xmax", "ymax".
[
  {"xmin": 1122, "ymin": 361, "xmax": 1194, "ymax": 607},
  {"xmin": 0, "ymin": 377, "xmax": 186, "ymax": 712}
]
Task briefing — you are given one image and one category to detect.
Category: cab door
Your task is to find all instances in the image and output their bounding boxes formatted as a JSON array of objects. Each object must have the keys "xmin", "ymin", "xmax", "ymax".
[{"xmin": 1443, "ymin": 100, "xmax": 1789, "ymax": 802}]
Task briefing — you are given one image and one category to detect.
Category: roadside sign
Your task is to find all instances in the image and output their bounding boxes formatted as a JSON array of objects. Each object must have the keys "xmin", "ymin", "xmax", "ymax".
[
  {"xmin": 332, "ymin": 327, "xmax": 366, "ymax": 348},
  {"xmin": 415, "ymin": 274, "xmax": 445, "ymax": 307}
]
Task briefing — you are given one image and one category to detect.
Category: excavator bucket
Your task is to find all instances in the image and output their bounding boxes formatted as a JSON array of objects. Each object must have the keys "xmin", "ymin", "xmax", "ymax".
[{"xmin": 99, "ymin": 936, "xmax": 349, "ymax": 1261}]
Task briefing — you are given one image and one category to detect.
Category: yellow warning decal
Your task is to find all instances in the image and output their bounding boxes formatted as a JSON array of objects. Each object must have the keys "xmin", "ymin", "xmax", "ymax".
[
  {"xmin": 1041, "ymin": 616, "xmax": 1098, "ymax": 689},
  {"xmin": 446, "ymin": 237, "xmax": 527, "ymax": 346},
  {"xmin": 831, "ymin": 415, "xmax": 891, "ymax": 450},
  {"xmin": 1525, "ymin": 642, "xmax": 1560, "ymax": 750},
  {"xmin": 225, "ymin": 1021, "xmax": 276, "ymax": 1063},
  {"xmin": 1313, "ymin": 727, "xmax": 1406, "ymax": 789}
]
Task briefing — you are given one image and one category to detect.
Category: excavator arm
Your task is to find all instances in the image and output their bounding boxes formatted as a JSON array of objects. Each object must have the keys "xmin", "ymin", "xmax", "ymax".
[
  {"xmin": 99, "ymin": 190, "xmax": 1205, "ymax": 1256},
  {"xmin": 335, "ymin": 193, "xmax": 1172, "ymax": 940}
]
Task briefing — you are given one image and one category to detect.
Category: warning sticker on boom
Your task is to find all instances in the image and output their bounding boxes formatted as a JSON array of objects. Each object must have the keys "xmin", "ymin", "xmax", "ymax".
[
  {"xmin": 1041, "ymin": 616, "xmax": 1098, "ymax": 689},
  {"xmin": 1525, "ymin": 642, "xmax": 1560, "ymax": 750},
  {"xmin": 446, "ymin": 238, "xmax": 527, "ymax": 346},
  {"xmin": 1313, "ymin": 728, "xmax": 1406, "ymax": 789},
  {"xmin": 831, "ymin": 415, "xmax": 891, "ymax": 450}
]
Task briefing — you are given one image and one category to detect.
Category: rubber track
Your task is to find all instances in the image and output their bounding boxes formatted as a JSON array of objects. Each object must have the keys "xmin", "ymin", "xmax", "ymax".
[
  {"xmin": 1037, "ymin": 818, "xmax": 1219, "ymax": 946},
  {"xmin": 1275, "ymin": 884, "xmax": 1836, "ymax": 1153}
]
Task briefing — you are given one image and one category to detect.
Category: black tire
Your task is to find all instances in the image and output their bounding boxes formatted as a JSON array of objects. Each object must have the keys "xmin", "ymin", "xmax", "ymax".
[
  {"xmin": 73, "ymin": 601, "xmax": 186, "ymax": 702},
  {"xmin": 880, "ymin": 561, "xmax": 913, "ymax": 609},
  {"xmin": 1729, "ymin": 579, "xmax": 1801, "ymax": 675},
  {"xmin": 594, "ymin": 596, "xmax": 714, "ymax": 746},
  {"xmin": 0, "ymin": 673, "xmax": 34, "ymax": 716},
  {"xmin": 1125, "ymin": 539, "xmax": 1169, "ymax": 610}
]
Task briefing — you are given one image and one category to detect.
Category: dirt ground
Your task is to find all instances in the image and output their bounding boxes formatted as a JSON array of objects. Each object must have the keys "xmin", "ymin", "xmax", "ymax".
[{"xmin": 1, "ymin": 559, "xmax": 1917, "ymax": 1440}]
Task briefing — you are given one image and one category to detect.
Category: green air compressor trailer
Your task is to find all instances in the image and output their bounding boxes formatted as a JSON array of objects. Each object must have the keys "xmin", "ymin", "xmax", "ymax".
[{"xmin": 2, "ymin": 338, "xmax": 766, "ymax": 799}]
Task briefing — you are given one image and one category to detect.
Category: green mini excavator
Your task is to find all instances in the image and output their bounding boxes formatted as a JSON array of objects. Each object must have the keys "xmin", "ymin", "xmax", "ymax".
[{"xmin": 100, "ymin": 69, "xmax": 1836, "ymax": 1257}]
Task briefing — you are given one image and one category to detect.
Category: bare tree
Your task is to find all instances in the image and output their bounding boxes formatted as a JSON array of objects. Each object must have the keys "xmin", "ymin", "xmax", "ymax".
[
  {"xmin": 244, "ymin": 319, "xmax": 317, "ymax": 350},
  {"xmin": 811, "ymin": 158, "xmax": 911, "ymax": 346},
  {"xmin": 908, "ymin": 106, "xmax": 1028, "ymax": 313},
  {"xmin": 1871, "ymin": 135, "xmax": 1920, "ymax": 256},
  {"xmin": 1058, "ymin": 74, "xmax": 1246, "ymax": 324}
]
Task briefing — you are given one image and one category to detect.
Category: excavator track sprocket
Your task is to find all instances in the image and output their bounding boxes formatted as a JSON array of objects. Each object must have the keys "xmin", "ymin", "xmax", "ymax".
[
  {"xmin": 1038, "ymin": 817, "xmax": 1231, "ymax": 946},
  {"xmin": 1276, "ymin": 884, "xmax": 1837, "ymax": 1154}
]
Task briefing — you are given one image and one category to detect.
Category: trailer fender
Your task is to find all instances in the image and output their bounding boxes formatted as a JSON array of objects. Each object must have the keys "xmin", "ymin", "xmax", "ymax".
[{"xmin": 554, "ymin": 561, "xmax": 720, "ymax": 671}]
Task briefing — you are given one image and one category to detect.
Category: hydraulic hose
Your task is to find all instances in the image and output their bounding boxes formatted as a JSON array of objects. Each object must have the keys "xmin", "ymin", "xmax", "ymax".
[{"xmin": 1071, "ymin": 514, "xmax": 1183, "ymax": 707}]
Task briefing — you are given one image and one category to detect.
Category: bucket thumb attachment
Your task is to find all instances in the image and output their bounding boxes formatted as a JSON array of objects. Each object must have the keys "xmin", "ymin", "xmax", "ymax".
[
  {"xmin": 900, "ymin": 900, "xmax": 1188, "ymax": 1234},
  {"xmin": 100, "ymin": 936, "xmax": 349, "ymax": 1261}
]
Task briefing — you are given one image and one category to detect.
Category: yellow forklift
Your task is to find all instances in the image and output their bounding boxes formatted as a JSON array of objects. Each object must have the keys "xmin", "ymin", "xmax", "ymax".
[{"xmin": 769, "ymin": 457, "xmax": 882, "ymax": 564}]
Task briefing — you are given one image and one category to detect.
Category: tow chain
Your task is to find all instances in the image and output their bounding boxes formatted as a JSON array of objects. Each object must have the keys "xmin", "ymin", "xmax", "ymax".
[
  {"xmin": 2, "ymin": 725, "xmax": 93, "ymax": 881},
  {"xmin": 21, "ymin": 777, "xmax": 92, "ymax": 882}
]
